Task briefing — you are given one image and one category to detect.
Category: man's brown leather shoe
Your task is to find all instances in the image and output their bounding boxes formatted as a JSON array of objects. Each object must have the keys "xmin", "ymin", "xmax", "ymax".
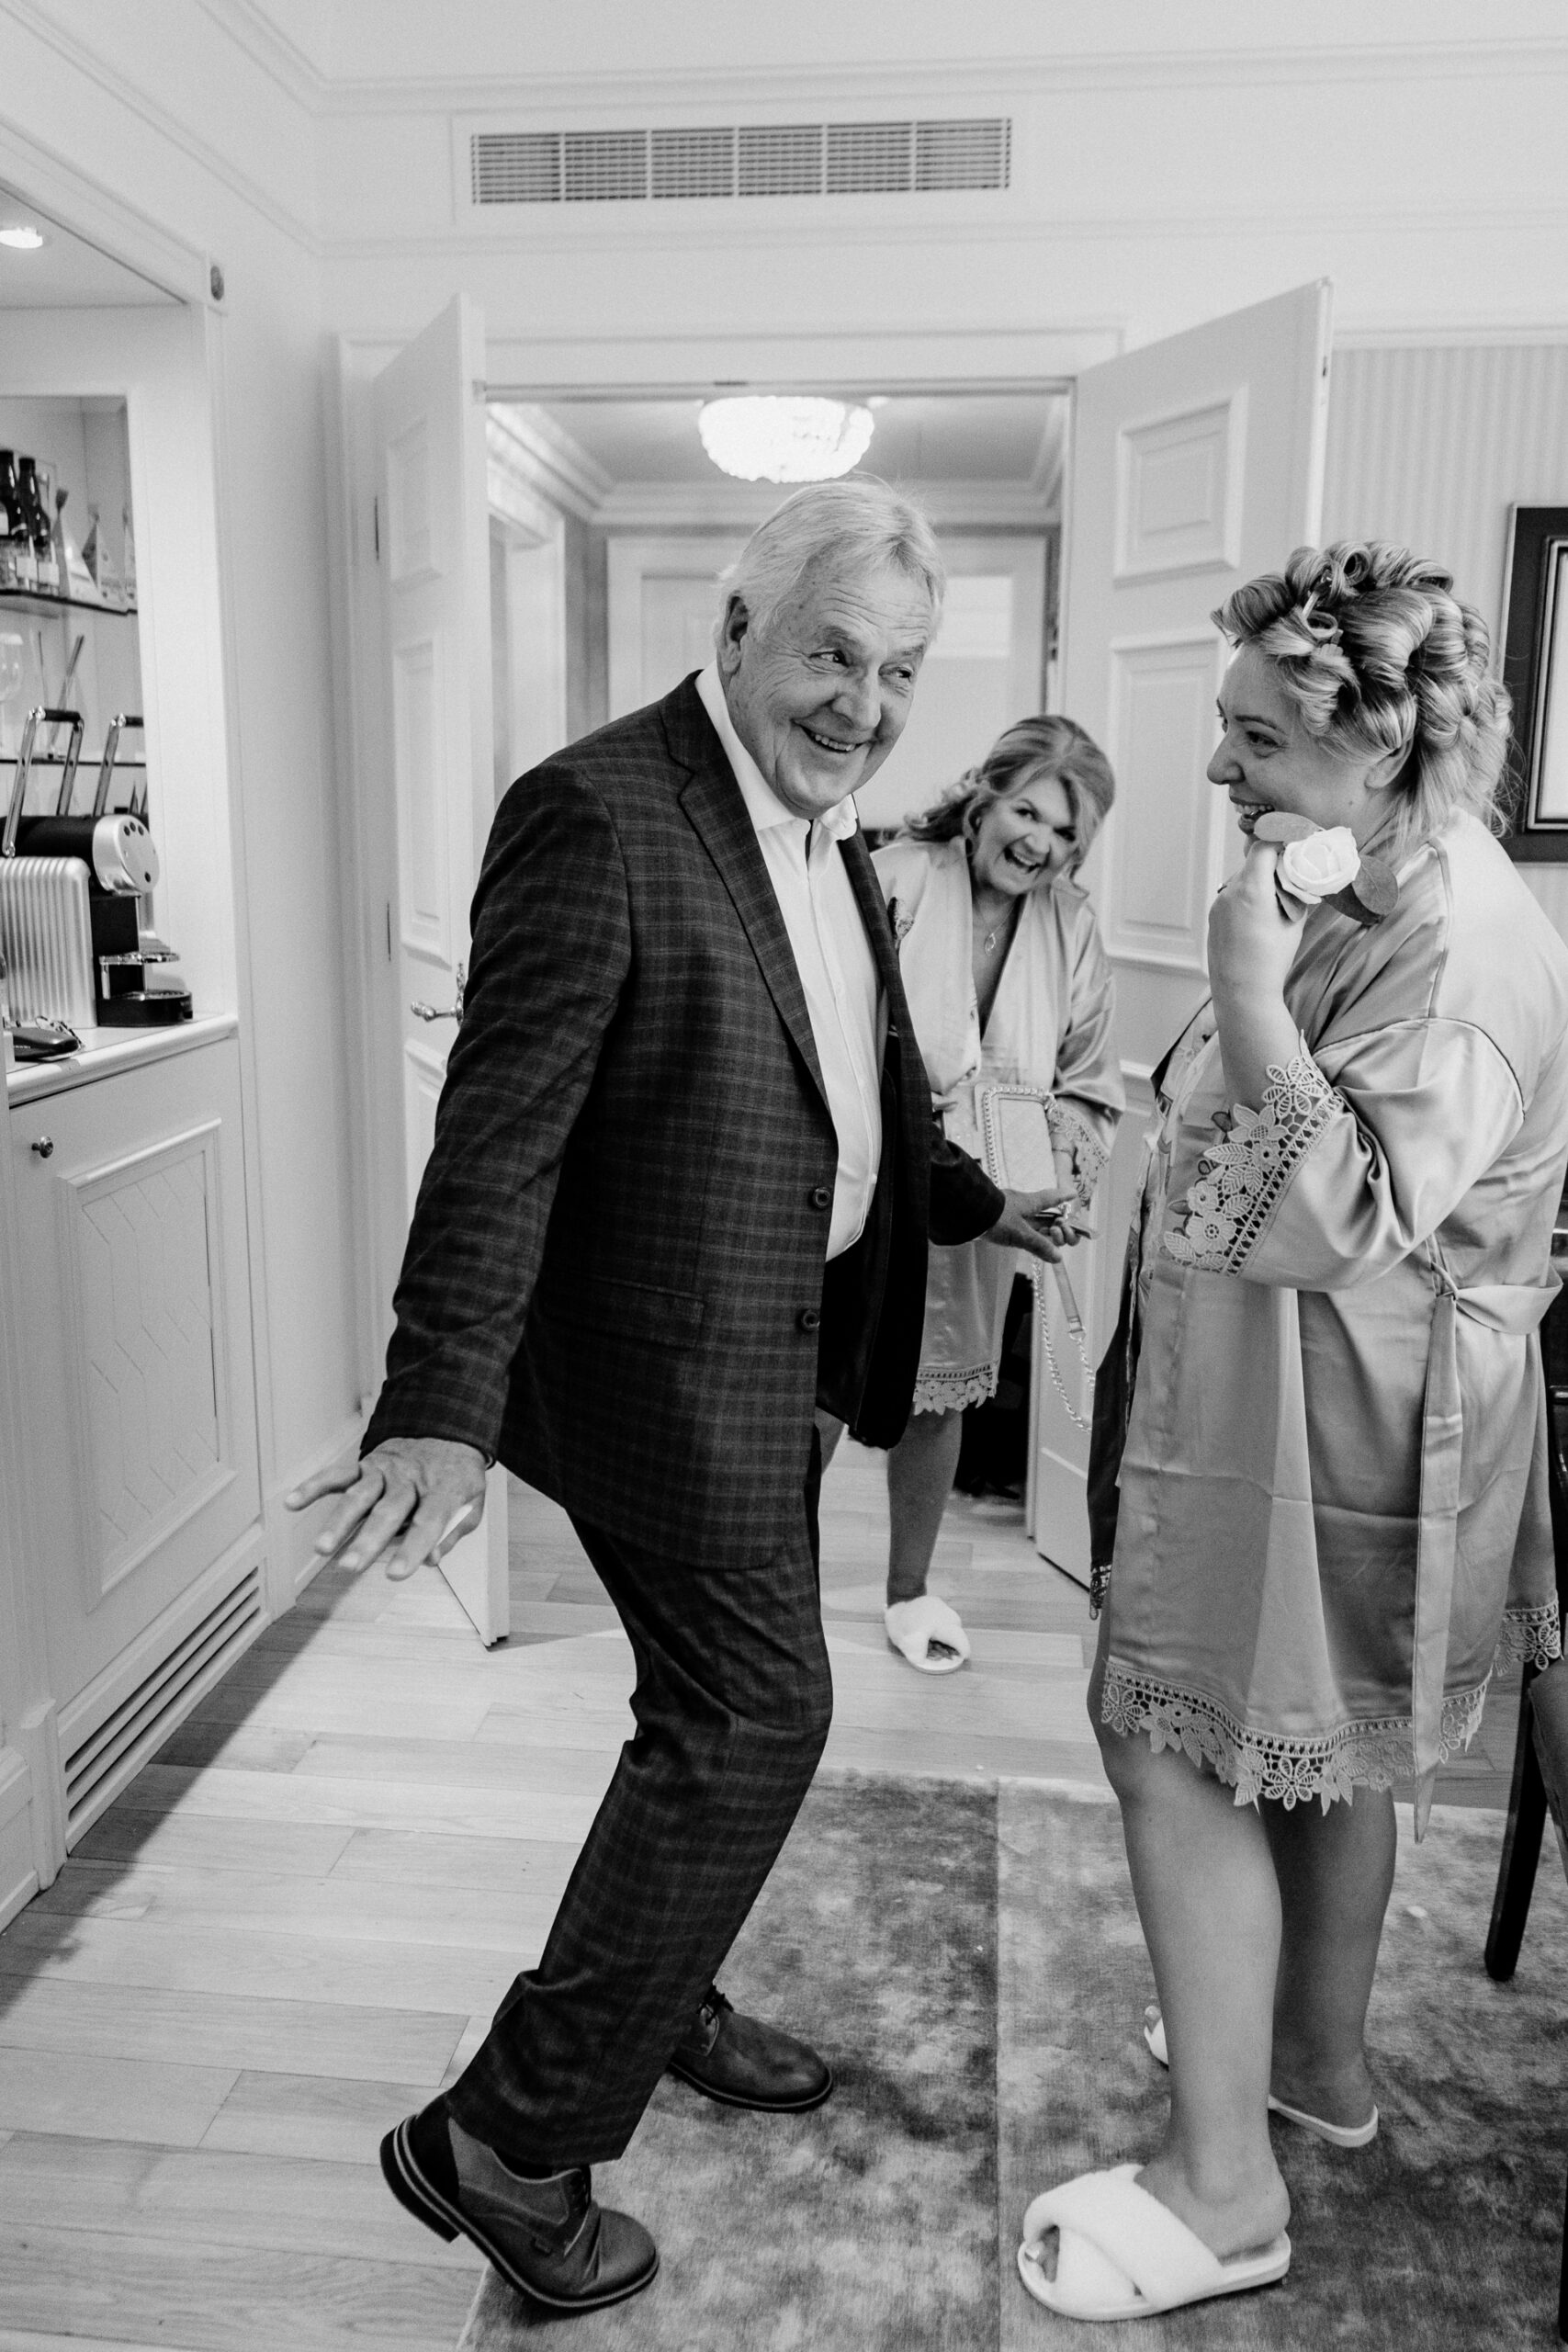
[
  {"xmin": 666, "ymin": 1984, "xmax": 833, "ymax": 2111},
  {"xmin": 380, "ymin": 2098, "xmax": 658, "ymax": 2312}
]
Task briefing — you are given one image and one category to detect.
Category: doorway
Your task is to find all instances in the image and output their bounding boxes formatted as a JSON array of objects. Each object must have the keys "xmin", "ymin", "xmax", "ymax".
[
  {"xmin": 482, "ymin": 387, "xmax": 1068, "ymax": 826},
  {"xmin": 348, "ymin": 287, "xmax": 1331, "ymax": 1605}
]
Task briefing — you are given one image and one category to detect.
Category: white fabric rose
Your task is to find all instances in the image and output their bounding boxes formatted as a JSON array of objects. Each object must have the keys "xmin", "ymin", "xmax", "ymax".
[{"xmin": 1277, "ymin": 825, "xmax": 1360, "ymax": 903}]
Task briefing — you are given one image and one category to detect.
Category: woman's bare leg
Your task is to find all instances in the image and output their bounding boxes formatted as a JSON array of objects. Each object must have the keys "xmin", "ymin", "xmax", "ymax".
[
  {"xmin": 1089, "ymin": 1639, "xmax": 1290, "ymax": 2259},
  {"xmin": 1260, "ymin": 1789, "xmax": 1393, "ymax": 2128},
  {"xmin": 885, "ymin": 1407, "xmax": 964, "ymax": 1608}
]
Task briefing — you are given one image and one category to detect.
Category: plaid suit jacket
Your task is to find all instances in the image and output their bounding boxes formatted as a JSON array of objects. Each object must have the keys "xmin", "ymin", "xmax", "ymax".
[{"xmin": 364, "ymin": 674, "xmax": 1003, "ymax": 1566}]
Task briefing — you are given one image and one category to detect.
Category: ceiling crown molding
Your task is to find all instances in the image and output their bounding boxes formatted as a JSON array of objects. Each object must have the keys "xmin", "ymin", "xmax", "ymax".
[
  {"xmin": 591, "ymin": 477, "xmax": 1059, "ymax": 533},
  {"xmin": 297, "ymin": 38, "xmax": 1568, "ymax": 119},
  {"xmin": 3, "ymin": 0, "xmax": 319, "ymax": 252},
  {"xmin": 194, "ymin": 0, "xmax": 328, "ymax": 112},
  {"xmin": 487, "ymin": 403, "xmax": 614, "ymax": 524}
]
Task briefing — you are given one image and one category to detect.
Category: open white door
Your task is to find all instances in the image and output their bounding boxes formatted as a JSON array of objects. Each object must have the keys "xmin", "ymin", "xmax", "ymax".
[
  {"xmin": 373, "ymin": 295, "xmax": 509, "ymax": 1645},
  {"xmin": 1032, "ymin": 281, "xmax": 1333, "ymax": 1583}
]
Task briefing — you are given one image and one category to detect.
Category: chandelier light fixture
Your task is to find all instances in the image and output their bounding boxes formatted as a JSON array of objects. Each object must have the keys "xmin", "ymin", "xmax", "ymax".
[{"xmin": 697, "ymin": 394, "xmax": 875, "ymax": 484}]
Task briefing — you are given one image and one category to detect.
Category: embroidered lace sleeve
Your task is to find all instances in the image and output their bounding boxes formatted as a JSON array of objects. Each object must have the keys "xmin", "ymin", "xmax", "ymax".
[{"xmin": 1161, "ymin": 1050, "xmax": 1338, "ymax": 1275}]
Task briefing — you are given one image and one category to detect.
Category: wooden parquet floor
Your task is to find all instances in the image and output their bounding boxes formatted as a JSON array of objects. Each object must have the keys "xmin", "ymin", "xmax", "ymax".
[{"xmin": 0, "ymin": 1442, "xmax": 1519, "ymax": 2350}]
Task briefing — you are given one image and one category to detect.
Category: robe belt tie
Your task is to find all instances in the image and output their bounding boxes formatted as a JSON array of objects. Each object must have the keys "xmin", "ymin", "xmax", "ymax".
[{"xmin": 1412, "ymin": 1264, "xmax": 1560, "ymax": 1830}]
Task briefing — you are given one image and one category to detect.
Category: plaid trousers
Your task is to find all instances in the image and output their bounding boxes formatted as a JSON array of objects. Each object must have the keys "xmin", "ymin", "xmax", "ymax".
[{"xmin": 443, "ymin": 1430, "xmax": 830, "ymax": 2165}]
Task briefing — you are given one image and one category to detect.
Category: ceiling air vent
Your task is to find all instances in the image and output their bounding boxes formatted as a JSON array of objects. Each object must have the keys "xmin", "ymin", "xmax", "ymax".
[{"xmin": 469, "ymin": 118, "xmax": 1010, "ymax": 207}]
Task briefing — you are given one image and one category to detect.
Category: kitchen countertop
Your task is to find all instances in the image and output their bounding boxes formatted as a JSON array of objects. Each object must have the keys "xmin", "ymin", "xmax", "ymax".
[{"xmin": 5, "ymin": 1012, "xmax": 239, "ymax": 1102}]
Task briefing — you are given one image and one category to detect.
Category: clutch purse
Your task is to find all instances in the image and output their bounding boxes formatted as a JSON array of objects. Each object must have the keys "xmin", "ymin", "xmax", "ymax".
[{"xmin": 976, "ymin": 1083, "xmax": 1094, "ymax": 1431}]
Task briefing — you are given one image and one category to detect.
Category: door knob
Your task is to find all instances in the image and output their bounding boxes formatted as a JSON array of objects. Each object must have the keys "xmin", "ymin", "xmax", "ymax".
[
  {"xmin": 411, "ymin": 962, "xmax": 466, "ymax": 1027},
  {"xmin": 30, "ymin": 1136, "xmax": 53, "ymax": 1158}
]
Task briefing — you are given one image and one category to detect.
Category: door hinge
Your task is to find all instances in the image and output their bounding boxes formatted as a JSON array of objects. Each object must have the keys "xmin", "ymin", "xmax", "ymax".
[
  {"xmin": 385, "ymin": 902, "xmax": 393, "ymax": 961},
  {"xmin": 372, "ymin": 494, "xmax": 380, "ymax": 560}
]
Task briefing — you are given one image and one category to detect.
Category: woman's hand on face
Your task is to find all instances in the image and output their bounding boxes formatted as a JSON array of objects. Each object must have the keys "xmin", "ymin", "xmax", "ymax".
[{"xmin": 1207, "ymin": 841, "xmax": 1305, "ymax": 1006}]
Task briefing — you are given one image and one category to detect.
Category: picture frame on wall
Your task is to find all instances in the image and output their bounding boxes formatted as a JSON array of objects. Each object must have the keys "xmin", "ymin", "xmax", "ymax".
[{"xmin": 1501, "ymin": 505, "xmax": 1568, "ymax": 861}]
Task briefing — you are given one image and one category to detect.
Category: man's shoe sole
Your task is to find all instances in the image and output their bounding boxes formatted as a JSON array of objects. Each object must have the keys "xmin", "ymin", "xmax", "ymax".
[
  {"xmin": 664, "ymin": 2057, "xmax": 835, "ymax": 2112},
  {"xmin": 379, "ymin": 2120, "xmax": 659, "ymax": 2313}
]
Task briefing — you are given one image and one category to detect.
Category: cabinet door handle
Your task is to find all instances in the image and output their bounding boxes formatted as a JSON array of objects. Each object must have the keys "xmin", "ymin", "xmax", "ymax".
[{"xmin": 30, "ymin": 1136, "xmax": 53, "ymax": 1159}]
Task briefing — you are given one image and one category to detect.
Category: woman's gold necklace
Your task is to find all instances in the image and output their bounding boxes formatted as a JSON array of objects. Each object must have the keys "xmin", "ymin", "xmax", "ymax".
[{"xmin": 977, "ymin": 898, "xmax": 1013, "ymax": 955}]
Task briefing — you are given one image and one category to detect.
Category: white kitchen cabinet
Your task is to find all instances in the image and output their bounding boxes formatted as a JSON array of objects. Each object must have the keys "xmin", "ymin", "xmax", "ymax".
[
  {"xmin": 6, "ymin": 1023, "xmax": 261, "ymax": 1845},
  {"xmin": 0, "ymin": 280, "xmax": 271, "ymax": 1921}
]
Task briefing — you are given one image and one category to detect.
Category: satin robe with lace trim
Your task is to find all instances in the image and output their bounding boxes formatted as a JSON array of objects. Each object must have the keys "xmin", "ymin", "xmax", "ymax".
[
  {"xmin": 873, "ymin": 837, "xmax": 1123, "ymax": 1415},
  {"xmin": 1102, "ymin": 810, "xmax": 1568, "ymax": 1825}
]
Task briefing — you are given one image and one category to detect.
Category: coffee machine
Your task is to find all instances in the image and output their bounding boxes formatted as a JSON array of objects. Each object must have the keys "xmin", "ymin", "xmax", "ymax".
[{"xmin": 0, "ymin": 706, "xmax": 190, "ymax": 1029}]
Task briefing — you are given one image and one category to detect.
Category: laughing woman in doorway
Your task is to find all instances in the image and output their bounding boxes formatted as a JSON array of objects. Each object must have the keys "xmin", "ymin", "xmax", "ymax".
[
  {"xmin": 1017, "ymin": 543, "xmax": 1568, "ymax": 2323},
  {"xmin": 821, "ymin": 717, "xmax": 1123, "ymax": 1673}
]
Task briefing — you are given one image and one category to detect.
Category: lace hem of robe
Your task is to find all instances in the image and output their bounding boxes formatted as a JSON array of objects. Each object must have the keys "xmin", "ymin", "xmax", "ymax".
[
  {"xmin": 1161, "ymin": 1050, "xmax": 1338, "ymax": 1274},
  {"xmin": 1100, "ymin": 1657, "xmax": 1488, "ymax": 1811},
  {"xmin": 1495, "ymin": 1598, "xmax": 1563, "ymax": 1671},
  {"xmin": 912, "ymin": 1363, "xmax": 998, "ymax": 1415}
]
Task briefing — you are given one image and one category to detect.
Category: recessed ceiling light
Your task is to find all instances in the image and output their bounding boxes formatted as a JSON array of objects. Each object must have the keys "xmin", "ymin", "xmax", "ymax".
[{"xmin": 0, "ymin": 225, "xmax": 46, "ymax": 251}]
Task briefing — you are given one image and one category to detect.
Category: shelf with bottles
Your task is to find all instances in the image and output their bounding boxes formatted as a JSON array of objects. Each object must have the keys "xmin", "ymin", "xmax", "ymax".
[
  {"xmin": 0, "ymin": 419, "xmax": 137, "ymax": 646},
  {"xmin": 0, "ymin": 584, "xmax": 138, "ymax": 620}
]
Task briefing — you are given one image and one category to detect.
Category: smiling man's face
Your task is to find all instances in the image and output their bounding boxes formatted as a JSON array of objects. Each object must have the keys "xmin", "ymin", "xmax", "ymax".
[{"xmin": 716, "ymin": 557, "xmax": 934, "ymax": 820}]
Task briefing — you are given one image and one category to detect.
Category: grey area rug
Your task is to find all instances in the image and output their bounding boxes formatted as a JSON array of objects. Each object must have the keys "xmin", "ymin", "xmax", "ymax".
[
  {"xmin": 462, "ymin": 1771, "xmax": 1568, "ymax": 2347},
  {"xmin": 998, "ymin": 1780, "xmax": 1568, "ymax": 2350},
  {"xmin": 460, "ymin": 1770, "xmax": 998, "ymax": 2350}
]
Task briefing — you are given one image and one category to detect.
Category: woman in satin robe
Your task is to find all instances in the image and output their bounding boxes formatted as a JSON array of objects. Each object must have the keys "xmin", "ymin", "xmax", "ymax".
[
  {"xmin": 1018, "ymin": 543, "xmax": 1568, "ymax": 2322},
  {"xmin": 845, "ymin": 718, "xmax": 1123, "ymax": 1671}
]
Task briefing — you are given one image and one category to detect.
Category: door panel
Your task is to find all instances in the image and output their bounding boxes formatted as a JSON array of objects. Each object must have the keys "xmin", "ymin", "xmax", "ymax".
[
  {"xmin": 373, "ymin": 296, "xmax": 508, "ymax": 1645},
  {"xmin": 1032, "ymin": 282, "xmax": 1333, "ymax": 1583}
]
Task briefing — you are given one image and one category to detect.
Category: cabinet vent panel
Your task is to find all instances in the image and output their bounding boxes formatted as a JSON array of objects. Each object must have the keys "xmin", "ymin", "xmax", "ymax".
[
  {"xmin": 469, "ymin": 119, "xmax": 1010, "ymax": 208},
  {"xmin": 62, "ymin": 1565, "xmax": 263, "ymax": 1841}
]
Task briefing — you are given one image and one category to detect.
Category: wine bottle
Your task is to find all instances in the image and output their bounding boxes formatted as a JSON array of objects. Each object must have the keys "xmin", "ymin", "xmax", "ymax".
[
  {"xmin": 1, "ymin": 450, "xmax": 32, "ymax": 589},
  {"xmin": 17, "ymin": 458, "xmax": 52, "ymax": 592},
  {"xmin": 0, "ymin": 450, "xmax": 17, "ymax": 590}
]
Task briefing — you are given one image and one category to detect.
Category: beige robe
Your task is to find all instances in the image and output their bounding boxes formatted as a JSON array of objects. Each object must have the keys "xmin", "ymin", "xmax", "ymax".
[
  {"xmin": 1103, "ymin": 812, "xmax": 1568, "ymax": 1827},
  {"xmin": 874, "ymin": 837, "xmax": 1123, "ymax": 1411}
]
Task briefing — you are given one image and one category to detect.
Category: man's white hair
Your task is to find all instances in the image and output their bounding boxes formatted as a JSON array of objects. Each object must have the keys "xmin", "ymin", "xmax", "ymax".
[{"xmin": 716, "ymin": 476, "xmax": 945, "ymax": 644}]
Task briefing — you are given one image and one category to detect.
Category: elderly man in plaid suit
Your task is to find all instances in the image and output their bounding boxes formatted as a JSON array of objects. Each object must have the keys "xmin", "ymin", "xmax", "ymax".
[{"xmin": 290, "ymin": 478, "xmax": 1066, "ymax": 2312}]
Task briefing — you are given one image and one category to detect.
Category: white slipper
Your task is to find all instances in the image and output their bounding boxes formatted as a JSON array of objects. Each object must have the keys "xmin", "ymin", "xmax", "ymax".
[
  {"xmin": 1143, "ymin": 2007, "xmax": 1379, "ymax": 2149},
  {"xmin": 1018, "ymin": 2163, "xmax": 1291, "ymax": 2321},
  {"xmin": 884, "ymin": 1595, "xmax": 970, "ymax": 1674}
]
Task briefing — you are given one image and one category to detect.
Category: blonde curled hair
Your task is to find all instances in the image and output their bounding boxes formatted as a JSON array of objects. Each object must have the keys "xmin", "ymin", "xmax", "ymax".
[
  {"xmin": 902, "ymin": 714, "xmax": 1115, "ymax": 872},
  {"xmin": 1213, "ymin": 542, "xmax": 1512, "ymax": 851}
]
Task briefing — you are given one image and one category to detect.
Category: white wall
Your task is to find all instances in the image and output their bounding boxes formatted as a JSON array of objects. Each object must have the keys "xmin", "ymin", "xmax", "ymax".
[
  {"xmin": 1322, "ymin": 341, "xmax": 1568, "ymax": 939},
  {"xmin": 1323, "ymin": 345, "xmax": 1568, "ymax": 640},
  {"xmin": 304, "ymin": 3, "xmax": 1568, "ymax": 380}
]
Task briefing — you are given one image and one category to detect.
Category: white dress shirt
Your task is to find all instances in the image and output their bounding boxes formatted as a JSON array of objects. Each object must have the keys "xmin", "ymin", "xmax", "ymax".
[{"xmin": 696, "ymin": 664, "xmax": 883, "ymax": 1260}]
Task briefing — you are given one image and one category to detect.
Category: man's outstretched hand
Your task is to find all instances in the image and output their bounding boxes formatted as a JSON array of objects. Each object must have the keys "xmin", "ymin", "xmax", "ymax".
[
  {"xmin": 985, "ymin": 1185, "xmax": 1071, "ymax": 1263},
  {"xmin": 285, "ymin": 1436, "xmax": 489, "ymax": 1580}
]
